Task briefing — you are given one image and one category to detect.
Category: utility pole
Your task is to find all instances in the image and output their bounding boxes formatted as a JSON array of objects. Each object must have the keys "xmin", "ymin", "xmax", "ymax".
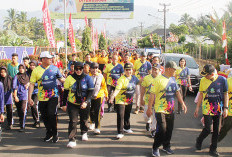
[
  {"xmin": 64, "ymin": 0, "xmax": 67, "ymax": 69},
  {"xmin": 139, "ymin": 22, "xmax": 144, "ymax": 37},
  {"xmin": 159, "ymin": 3, "xmax": 171, "ymax": 52}
]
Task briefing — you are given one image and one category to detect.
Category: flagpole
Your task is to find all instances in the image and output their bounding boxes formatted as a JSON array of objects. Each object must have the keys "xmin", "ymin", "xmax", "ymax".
[{"xmin": 64, "ymin": 0, "xmax": 68, "ymax": 69}]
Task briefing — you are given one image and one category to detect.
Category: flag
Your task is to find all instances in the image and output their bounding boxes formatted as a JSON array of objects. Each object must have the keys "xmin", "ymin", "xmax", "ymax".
[
  {"xmin": 158, "ymin": 38, "xmax": 162, "ymax": 50},
  {"xmin": 149, "ymin": 34, "xmax": 155, "ymax": 48},
  {"xmin": 85, "ymin": 14, "xmax": 88, "ymax": 26},
  {"xmin": 68, "ymin": 13, "xmax": 77, "ymax": 53},
  {"xmin": 91, "ymin": 26, "xmax": 95, "ymax": 51},
  {"xmin": 222, "ymin": 21, "xmax": 229, "ymax": 65},
  {"xmin": 103, "ymin": 24, "xmax": 106, "ymax": 38},
  {"xmin": 42, "ymin": 0, "xmax": 56, "ymax": 48},
  {"xmin": 95, "ymin": 28, "xmax": 99, "ymax": 50}
]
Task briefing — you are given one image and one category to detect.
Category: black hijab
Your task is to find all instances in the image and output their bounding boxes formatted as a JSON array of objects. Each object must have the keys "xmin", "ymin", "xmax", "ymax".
[
  {"xmin": 27, "ymin": 60, "xmax": 38, "ymax": 78},
  {"xmin": 0, "ymin": 66, "xmax": 12, "ymax": 93},
  {"xmin": 17, "ymin": 64, "xmax": 29, "ymax": 85},
  {"xmin": 72, "ymin": 71, "xmax": 86, "ymax": 103}
]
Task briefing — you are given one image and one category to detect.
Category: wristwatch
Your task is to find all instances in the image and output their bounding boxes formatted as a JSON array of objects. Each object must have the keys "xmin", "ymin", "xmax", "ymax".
[{"xmin": 224, "ymin": 107, "xmax": 229, "ymax": 109}]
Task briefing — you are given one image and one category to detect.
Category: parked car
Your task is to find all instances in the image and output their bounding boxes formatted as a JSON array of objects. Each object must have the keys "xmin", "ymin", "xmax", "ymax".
[{"xmin": 160, "ymin": 53, "xmax": 201, "ymax": 93}]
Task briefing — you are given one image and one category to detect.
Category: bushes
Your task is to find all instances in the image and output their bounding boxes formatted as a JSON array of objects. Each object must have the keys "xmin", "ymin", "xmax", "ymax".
[{"xmin": 0, "ymin": 59, "xmax": 11, "ymax": 67}]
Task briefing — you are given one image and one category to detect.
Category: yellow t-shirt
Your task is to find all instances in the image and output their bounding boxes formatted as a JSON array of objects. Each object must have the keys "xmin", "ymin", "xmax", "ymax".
[
  {"xmin": 199, "ymin": 75, "xmax": 228, "ymax": 116},
  {"xmin": 30, "ymin": 65, "xmax": 62, "ymax": 101},
  {"xmin": 141, "ymin": 74, "xmax": 157, "ymax": 105},
  {"xmin": 134, "ymin": 60, "xmax": 152, "ymax": 79},
  {"xmin": 91, "ymin": 57, "xmax": 98, "ymax": 63},
  {"xmin": 150, "ymin": 75, "xmax": 179, "ymax": 114},
  {"xmin": 227, "ymin": 78, "xmax": 232, "ymax": 116},
  {"xmin": 115, "ymin": 75, "xmax": 139, "ymax": 105},
  {"xmin": 98, "ymin": 56, "xmax": 108, "ymax": 64}
]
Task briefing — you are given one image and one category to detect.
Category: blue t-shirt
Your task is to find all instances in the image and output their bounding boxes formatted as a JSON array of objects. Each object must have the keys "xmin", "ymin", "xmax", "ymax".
[{"xmin": 13, "ymin": 75, "xmax": 28, "ymax": 101}]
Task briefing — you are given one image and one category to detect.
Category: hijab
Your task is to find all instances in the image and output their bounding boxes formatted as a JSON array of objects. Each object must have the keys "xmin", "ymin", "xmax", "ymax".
[
  {"xmin": 17, "ymin": 64, "xmax": 29, "ymax": 85},
  {"xmin": 72, "ymin": 70, "xmax": 86, "ymax": 103},
  {"xmin": 0, "ymin": 66, "xmax": 12, "ymax": 92},
  {"xmin": 27, "ymin": 60, "xmax": 38, "ymax": 78}
]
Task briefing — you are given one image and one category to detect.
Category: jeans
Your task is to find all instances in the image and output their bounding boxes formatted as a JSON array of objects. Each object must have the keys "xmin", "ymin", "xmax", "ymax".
[
  {"xmin": 197, "ymin": 115, "xmax": 221, "ymax": 151},
  {"xmin": 153, "ymin": 113, "xmax": 174, "ymax": 149}
]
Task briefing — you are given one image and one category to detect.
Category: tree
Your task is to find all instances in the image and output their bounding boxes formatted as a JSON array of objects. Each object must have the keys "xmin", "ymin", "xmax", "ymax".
[
  {"xmin": 169, "ymin": 24, "xmax": 189, "ymax": 36},
  {"xmin": 178, "ymin": 13, "xmax": 195, "ymax": 31},
  {"xmin": 98, "ymin": 33, "xmax": 107, "ymax": 50},
  {"xmin": 137, "ymin": 33, "xmax": 161, "ymax": 48},
  {"xmin": 81, "ymin": 26, "xmax": 92, "ymax": 51},
  {"xmin": 3, "ymin": 8, "xmax": 18, "ymax": 31}
]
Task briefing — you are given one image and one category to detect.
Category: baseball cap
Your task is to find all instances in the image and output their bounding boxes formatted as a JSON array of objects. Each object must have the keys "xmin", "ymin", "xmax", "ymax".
[
  {"xmin": 74, "ymin": 61, "xmax": 84, "ymax": 68},
  {"xmin": 124, "ymin": 63, "xmax": 133, "ymax": 69},
  {"xmin": 200, "ymin": 64, "xmax": 215, "ymax": 76},
  {"xmin": 90, "ymin": 62, "xmax": 99, "ymax": 69},
  {"xmin": 40, "ymin": 51, "xmax": 53, "ymax": 59},
  {"xmin": 152, "ymin": 63, "xmax": 161, "ymax": 69},
  {"xmin": 165, "ymin": 61, "xmax": 178, "ymax": 69}
]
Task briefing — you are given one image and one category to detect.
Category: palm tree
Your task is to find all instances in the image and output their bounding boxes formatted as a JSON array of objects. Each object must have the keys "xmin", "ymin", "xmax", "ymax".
[
  {"xmin": 3, "ymin": 8, "xmax": 18, "ymax": 30},
  {"xmin": 178, "ymin": 13, "xmax": 195, "ymax": 31},
  {"xmin": 17, "ymin": 11, "xmax": 27, "ymax": 23}
]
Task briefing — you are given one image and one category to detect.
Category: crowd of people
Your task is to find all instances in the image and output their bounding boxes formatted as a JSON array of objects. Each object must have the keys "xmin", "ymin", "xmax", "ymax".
[{"xmin": 0, "ymin": 48, "xmax": 231, "ymax": 157}]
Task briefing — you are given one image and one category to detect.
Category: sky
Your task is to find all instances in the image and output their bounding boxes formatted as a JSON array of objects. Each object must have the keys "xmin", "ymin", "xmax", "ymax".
[{"xmin": 1, "ymin": 0, "xmax": 231, "ymax": 18}]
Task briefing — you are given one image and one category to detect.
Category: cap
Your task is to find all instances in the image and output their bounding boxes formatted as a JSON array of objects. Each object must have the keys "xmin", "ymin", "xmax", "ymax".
[
  {"xmin": 152, "ymin": 63, "xmax": 161, "ymax": 69},
  {"xmin": 90, "ymin": 62, "xmax": 99, "ymax": 68},
  {"xmin": 124, "ymin": 63, "xmax": 133, "ymax": 69},
  {"xmin": 74, "ymin": 61, "xmax": 84, "ymax": 68},
  {"xmin": 165, "ymin": 61, "xmax": 178, "ymax": 69},
  {"xmin": 40, "ymin": 51, "xmax": 53, "ymax": 59},
  {"xmin": 200, "ymin": 64, "xmax": 215, "ymax": 76}
]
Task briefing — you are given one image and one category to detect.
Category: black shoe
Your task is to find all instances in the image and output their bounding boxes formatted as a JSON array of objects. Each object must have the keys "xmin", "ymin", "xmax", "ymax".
[
  {"xmin": 43, "ymin": 135, "xmax": 53, "ymax": 142},
  {"xmin": 33, "ymin": 122, "xmax": 40, "ymax": 128},
  {"xmin": 195, "ymin": 139, "xmax": 202, "ymax": 150},
  {"xmin": 146, "ymin": 123, "xmax": 151, "ymax": 131},
  {"xmin": 162, "ymin": 147, "xmax": 174, "ymax": 155},
  {"xmin": 209, "ymin": 150, "xmax": 220, "ymax": 157},
  {"xmin": 151, "ymin": 130, "xmax": 156, "ymax": 138},
  {"xmin": 18, "ymin": 128, "xmax": 25, "ymax": 132},
  {"xmin": 52, "ymin": 135, "xmax": 59, "ymax": 143}
]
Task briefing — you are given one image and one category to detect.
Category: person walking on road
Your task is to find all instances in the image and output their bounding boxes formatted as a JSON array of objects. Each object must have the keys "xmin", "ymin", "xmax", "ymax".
[
  {"xmin": 61, "ymin": 62, "xmax": 94, "ymax": 148},
  {"xmin": 175, "ymin": 58, "xmax": 192, "ymax": 114},
  {"xmin": 109, "ymin": 63, "xmax": 139, "ymax": 139},
  {"xmin": 194, "ymin": 64, "xmax": 228, "ymax": 157},
  {"xmin": 140, "ymin": 63, "xmax": 161, "ymax": 136},
  {"xmin": 147, "ymin": 61, "xmax": 187, "ymax": 157},
  {"xmin": 7, "ymin": 53, "xmax": 19, "ymax": 79},
  {"xmin": 28, "ymin": 51, "xmax": 65, "ymax": 143}
]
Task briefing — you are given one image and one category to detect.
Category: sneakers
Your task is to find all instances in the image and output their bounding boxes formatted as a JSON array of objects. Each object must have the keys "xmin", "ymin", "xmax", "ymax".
[
  {"xmin": 94, "ymin": 129, "xmax": 101, "ymax": 134},
  {"xmin": 209, "ymin": 150, "xmax": 220, "ymax": 157},
  {"xmin": 43, "ymin": 134, "xmax": 53, "ymax": 142},
  {"xmin": 151, "ymin": 130, "xmax": 156, "ymax": 138},
  {"xmin": 18, "ymin": 127, "xmax": 25, "ymax": 132},
  {"xmin": 89, "ymin": 123, "xmax": 95, "ymax": 130},
  {"xmin": 146, "ymin": 123, "xmax": 151, "ymax": 131},
  {"xmin": 67, "ymin": 141, "xmax": 76, "ymax": 148},
  {"xmin": 33, "ymin": 121, "xmax": 40, "ymax": 128},
  {"xmin": 82, "ymin": 133, "xmax": 88, "ymax": 141},
  {"xmin": 116, "ymin": 134, "xmax": 124, "ymax": 139},
  {"xmin": 123, "ymin": 128, "xmax": 133, "ymax": 134},
  {"xmin": 139, "ymin": 106, "xmax": 144, "ymax": 113},
  {"xmin": 134, "ymin": 106, "xmax": 139, "ymax": 114},
  {"xmin": 52, "ymin": 135, "xmax": 59, "ymax": 143},
  {"xmin": 152, "ymin": 148, "xmax": 160, "ymax": 157},
  {"xmin": 162, "ymin": 147, "xmax": 174, "ymax": 155}
]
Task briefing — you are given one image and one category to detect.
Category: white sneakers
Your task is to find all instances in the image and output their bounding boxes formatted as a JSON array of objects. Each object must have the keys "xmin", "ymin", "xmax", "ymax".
[
  {"xmin": 123, "ymin": 129, "xmax": 133, "ymax": 134},
  {"xmin": 116, "ymin": 134, "xmax": 124, "ymax": 139},
  {"xmin": 67, "ymin": 141, "xmax": 76, "ymax": 148},
  {"xmin": 82, "ymin": 133, "xmax": 88, "ymax": 141},
  {"xmin": 89, "ymin": 123, "xmax": 95, "ymax": 130},
  {"xmin": 94, "ymin": 129, "xmax": 101, "ymax": 134}
]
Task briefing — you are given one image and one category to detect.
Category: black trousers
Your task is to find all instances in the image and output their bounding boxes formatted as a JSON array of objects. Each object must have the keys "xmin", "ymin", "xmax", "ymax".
[
  {"xmin": 15, "ymin": 100, "xmax": 28, "ymax": 129},
  {"xmin": 197, "ymin": 115, "xmax": 221, "ymax": 151},
  {"xmin": 67, "ymin": 102, "xmax": 90, "ymax": 142},
  {"xmin": 99, "ymin": 64, "xmax": 105, "ymax": 73},
  {"xmin": 29, "ymin": 94, "xmax": 39, "ymax": 123},
  {"xmin": 90, "ymin": 98, "xmax": 102, "ymax": 129},
  {"xmin": 153, "ymin": 113, "xmax": 174, "ymax": 149},
  {"xmin": 6, "ymin": 104, "xmax": 13, "ymax": 126},
  {"xmin": 218, "ymin": 116, "xmax": 232, "ymax": 142},
  {"xmin": 107, "ymin": 85, "xmax": 116, "ymax": 110},
  {"xmin": 116, "ymin": 103, "xmax": 133, "ymax": 134},
  {"xmin": 39, "ymin": 97, "xmax": 58, "ymax": 137},
  {"xmin": 178, "ymin": 85, "xmax": 187, "ymax": 112}
]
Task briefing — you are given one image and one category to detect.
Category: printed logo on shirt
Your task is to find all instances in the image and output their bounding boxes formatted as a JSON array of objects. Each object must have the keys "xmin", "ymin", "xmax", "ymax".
[{"xmin": 210, "ymin": 88, "xmax": 215, "ymax": 93}]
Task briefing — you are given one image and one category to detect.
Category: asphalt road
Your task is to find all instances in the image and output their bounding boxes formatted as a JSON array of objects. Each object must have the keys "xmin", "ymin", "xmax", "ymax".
[{"xmin": 0, "ymin": 93, "xmax": 232, "ymax": 157}]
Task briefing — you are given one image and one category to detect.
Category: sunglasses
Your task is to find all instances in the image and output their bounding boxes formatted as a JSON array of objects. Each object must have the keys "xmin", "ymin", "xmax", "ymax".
[
  {"xmin": 125, "ymin": 69, "xmax": 132, "ymax": 71},
  {"xmin": 76, "ymin": 68, "xmax": 83, "ymax": 71}
]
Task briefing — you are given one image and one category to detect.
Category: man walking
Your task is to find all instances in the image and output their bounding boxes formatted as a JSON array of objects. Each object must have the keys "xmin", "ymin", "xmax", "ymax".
[{"xmin": 28, "ymin": 51, "xmax": 65, "ymax": 143}]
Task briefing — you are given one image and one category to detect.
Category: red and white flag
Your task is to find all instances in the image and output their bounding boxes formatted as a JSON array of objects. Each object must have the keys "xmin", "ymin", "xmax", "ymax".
[
  {"xmin": 85, "ymin": 14, "xmax": 88, "ymax": 26},
  {"xmin": 42, "ymin": 0, "xmax": 56, "ymax": 48},
  {"xmin": 91, "ymin": 26, "xmax": 95, "ymax": 51},
  {"xmin": 95, "ymin": 28, "xmax": 99, "ymax": 50},
  {"xmin": 68, "ymin": 13, "xmax": 77, "ymax": 53},
  {"xmin": 222, "ymin": 21, "xmax": 229, "ymax": 65},
  {"xmin": 149, "ymin": 34, "xmax": 155, "ymax": 48},
  {"xmin": 103, "ymin": 23, "xmax": 106, "ymax": 38},
  {"xmin": 158, "ymin": 38, "xmax": 162, "ymax": 50}
]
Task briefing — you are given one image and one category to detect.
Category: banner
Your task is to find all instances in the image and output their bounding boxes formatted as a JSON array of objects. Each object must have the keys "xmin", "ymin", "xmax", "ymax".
[
  {"xmin": 42, "ymin": 0, "xmax": 56, "ymax": 48},
  {"xmin": 68, "ymin": 13, "xmax": 77, "ymax": 53},
  {"xmin": 48, "ymin": 0, "xmax": 134, "ymax": 19}
]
